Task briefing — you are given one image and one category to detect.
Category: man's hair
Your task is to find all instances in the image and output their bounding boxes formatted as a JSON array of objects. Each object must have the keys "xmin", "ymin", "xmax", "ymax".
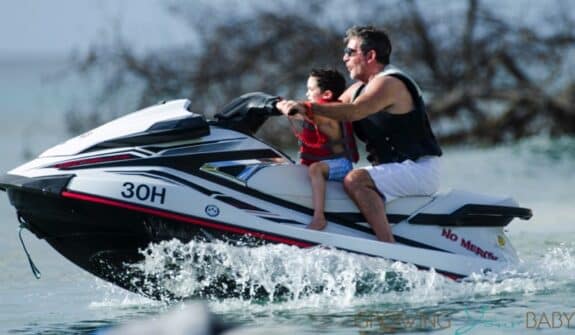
[
  {"xmin": 309, "ymin": 68, "xmax": 346, "ymax": 99},
  {"xmin": 344, "ymin": 25, "xmax": 392, "ymax": 65}
]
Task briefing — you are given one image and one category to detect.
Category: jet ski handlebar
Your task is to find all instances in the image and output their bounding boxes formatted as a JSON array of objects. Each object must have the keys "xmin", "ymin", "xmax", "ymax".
[
  {"xmin": 213, "ymin": 92, "xmax": 283, "ymax": 135},
  {"xmin": 214, "ymin": 92, "xmax": 282, "ymax": 119}
]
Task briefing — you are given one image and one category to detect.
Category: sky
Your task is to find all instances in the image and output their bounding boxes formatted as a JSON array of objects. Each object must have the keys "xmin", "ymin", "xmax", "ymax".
[
  {"xmin": 0, "ymin": 0, "xmax": 189, "ymax": 60},
  {"xmin": 0, "ymin": 0, "xmax": 556, "ymax": 61}
]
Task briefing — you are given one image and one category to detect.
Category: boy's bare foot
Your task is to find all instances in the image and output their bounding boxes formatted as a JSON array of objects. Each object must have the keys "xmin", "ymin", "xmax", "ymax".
[{"xmin": 307, "ymin": 217, "xmax": 327, "ymax": 230}]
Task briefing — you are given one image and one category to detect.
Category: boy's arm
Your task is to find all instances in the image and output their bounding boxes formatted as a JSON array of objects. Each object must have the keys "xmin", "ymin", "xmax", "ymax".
[
  {"xmin": 313, "ymin": 115, "xmax": 342, "ymax": 140},
  {"xmin": 311, "ymin": 114, "xmax": 335, "ymax": 126}
]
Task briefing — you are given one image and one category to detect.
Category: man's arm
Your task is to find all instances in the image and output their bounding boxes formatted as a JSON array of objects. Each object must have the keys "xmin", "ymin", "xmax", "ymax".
[{"xmin": 278, "ymin": 76, "xmax": 407, "ymax": 122}]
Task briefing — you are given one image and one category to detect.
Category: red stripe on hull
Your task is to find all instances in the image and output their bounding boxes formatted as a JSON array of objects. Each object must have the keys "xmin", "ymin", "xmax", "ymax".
[{"xmin": 61, "ymin": 191, "xmax": 314, "ymax": 248}]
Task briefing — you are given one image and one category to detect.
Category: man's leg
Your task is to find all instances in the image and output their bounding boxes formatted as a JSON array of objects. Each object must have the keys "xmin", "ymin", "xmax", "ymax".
[{"xmin": 343, "ymin": 169, "xmax": 395, "ymax": 243}]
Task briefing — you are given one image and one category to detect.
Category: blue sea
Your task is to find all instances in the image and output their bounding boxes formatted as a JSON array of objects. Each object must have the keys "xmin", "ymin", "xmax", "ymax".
[{"xmin": 1, "ymin": 59, "xmax": 574, "ymax": 334}]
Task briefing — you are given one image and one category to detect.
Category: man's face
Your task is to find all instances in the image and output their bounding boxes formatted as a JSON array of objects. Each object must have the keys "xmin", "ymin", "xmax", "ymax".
[{"xmin": 343, "ymin": 37, "xmax": 367, "ymax": 81}]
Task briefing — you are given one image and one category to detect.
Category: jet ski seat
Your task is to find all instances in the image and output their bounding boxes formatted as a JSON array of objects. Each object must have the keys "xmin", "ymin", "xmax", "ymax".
[{"xmin": 246, "ymin": 164, "xmax": 434, "ymax": 215}]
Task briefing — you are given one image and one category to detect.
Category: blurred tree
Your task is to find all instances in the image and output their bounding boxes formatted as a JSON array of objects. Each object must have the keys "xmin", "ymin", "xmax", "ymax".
[{"xmin": 69, "ymin": 0, "xmax": 575, "ymax": 146}]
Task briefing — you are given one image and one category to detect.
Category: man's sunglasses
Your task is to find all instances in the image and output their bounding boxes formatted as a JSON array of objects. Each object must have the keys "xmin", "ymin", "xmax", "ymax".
[{"xmin": 344, "ymin": 47, "xmax": 359, "ymax": 57}]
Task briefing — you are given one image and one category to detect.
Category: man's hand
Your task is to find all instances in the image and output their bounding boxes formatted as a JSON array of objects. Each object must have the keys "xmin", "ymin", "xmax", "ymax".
[{"xmin": 277, "ymin": 100, "xmax": 312, "ymax": 122}]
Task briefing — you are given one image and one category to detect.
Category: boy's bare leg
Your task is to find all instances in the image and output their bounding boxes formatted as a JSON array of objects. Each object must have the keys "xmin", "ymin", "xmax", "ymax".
[
  {"xmin": 308, "ymin": 162, "xmax": 329, "ymax": 230},
  {"xmin": 343, "ymin": 169, "xmax": 395, "ymax": 243}
]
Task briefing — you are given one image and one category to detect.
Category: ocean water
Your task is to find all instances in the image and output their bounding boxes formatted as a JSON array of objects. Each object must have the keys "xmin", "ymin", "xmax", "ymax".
[{"xmin": 1, "ymin": 60, "xmax": 575, "ymax": 334}]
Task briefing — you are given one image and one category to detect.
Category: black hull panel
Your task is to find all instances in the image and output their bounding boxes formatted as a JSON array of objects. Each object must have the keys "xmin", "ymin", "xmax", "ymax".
[{"xmin": 7, "ymin": 188, "xmax": 266, "ymax": 299}]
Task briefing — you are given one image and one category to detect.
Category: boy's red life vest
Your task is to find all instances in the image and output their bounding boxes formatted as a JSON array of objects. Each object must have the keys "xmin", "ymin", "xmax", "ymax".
[{"xmin": 291, "ymin": 99, "xmax": 359, "ymax": 166}]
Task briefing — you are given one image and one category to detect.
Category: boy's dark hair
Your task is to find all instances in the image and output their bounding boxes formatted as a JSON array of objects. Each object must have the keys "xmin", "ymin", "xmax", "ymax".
[
  {"xmin": 344, "ymin": 25, "xmax": 392, "ymax": 65},
  {"xmin": 309, "ymin": 68, "xmax": 346, "ymax": 99}
]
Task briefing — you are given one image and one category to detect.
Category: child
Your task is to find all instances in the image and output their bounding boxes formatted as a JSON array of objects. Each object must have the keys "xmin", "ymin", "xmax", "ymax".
[{"xmin": 285, "ymin": 69, "xmax": 358, "ymax": 230}]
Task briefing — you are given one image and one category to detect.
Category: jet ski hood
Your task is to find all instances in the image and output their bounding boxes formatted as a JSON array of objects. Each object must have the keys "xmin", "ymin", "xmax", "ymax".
[
  {"xmin": 40, "ymin": 99, "xmax": 208, "ymax": 157},
  {"xmin": 40, "ymin": 92, "xmax": 282, "ymax": 158}
]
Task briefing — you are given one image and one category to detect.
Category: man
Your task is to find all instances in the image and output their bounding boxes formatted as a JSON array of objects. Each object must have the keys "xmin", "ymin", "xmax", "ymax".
[{"xmin": 277, "ymin": 26, "xmax": 442, "ymax": 243}]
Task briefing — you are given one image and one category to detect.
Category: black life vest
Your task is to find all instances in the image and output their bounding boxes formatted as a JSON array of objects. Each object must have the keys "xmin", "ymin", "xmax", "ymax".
[{"xmin": 352, "ymin": 65, "xmax": 442, "ymax": 165}]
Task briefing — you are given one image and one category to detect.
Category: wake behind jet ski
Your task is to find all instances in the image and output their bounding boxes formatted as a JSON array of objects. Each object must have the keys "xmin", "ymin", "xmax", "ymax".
[{"xmin": 0, "ymin": 92, "xmax": 532, "ymax": 299}]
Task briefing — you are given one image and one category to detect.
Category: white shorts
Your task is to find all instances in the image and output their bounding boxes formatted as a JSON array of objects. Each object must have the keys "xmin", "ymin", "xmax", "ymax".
[{"xmin": 361, "ymin": 156, "xmax": 440, "ymax": 201}]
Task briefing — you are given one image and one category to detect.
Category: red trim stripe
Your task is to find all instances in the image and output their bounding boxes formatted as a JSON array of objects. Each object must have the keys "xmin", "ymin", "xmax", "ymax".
[
  {"xmin": 54, "ymin": 154, "xmax": 138, "ymax": 169},
  {"xmin": 61, "ymin": 191, "xmax": 314, "ymax": 248}
]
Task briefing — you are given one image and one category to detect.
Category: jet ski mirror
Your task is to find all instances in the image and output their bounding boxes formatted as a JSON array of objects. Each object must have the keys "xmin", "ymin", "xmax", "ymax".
[{"xmin": 214, "ymin": 92, "xmax": 282, "ymax": 135}]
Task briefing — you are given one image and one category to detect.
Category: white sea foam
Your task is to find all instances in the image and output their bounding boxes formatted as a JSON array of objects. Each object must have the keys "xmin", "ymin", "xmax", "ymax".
[{"xmin": 119, "ymin": 237, "xmax": 575, "ymax": 315}]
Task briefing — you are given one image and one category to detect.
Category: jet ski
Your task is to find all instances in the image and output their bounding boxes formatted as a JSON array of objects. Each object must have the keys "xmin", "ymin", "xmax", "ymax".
[{"xmin": 0, "ymin": 92, "xmax": 532, "ymax": 298}]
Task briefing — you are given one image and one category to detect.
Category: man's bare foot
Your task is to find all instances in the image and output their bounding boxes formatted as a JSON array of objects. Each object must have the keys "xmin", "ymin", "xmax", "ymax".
[{"xmin": 307, "ymin": 217, "xmax": 327, "ymax": 230}]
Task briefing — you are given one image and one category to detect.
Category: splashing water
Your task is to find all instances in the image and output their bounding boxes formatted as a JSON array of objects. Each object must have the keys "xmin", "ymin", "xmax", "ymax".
[
  {"xmin": 128, "ymin": 239, "xmax": 448, "ymax": 303},
  {"xmin": 124, "ymin": 238, "xmax": 575, "ymax": 313}
]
